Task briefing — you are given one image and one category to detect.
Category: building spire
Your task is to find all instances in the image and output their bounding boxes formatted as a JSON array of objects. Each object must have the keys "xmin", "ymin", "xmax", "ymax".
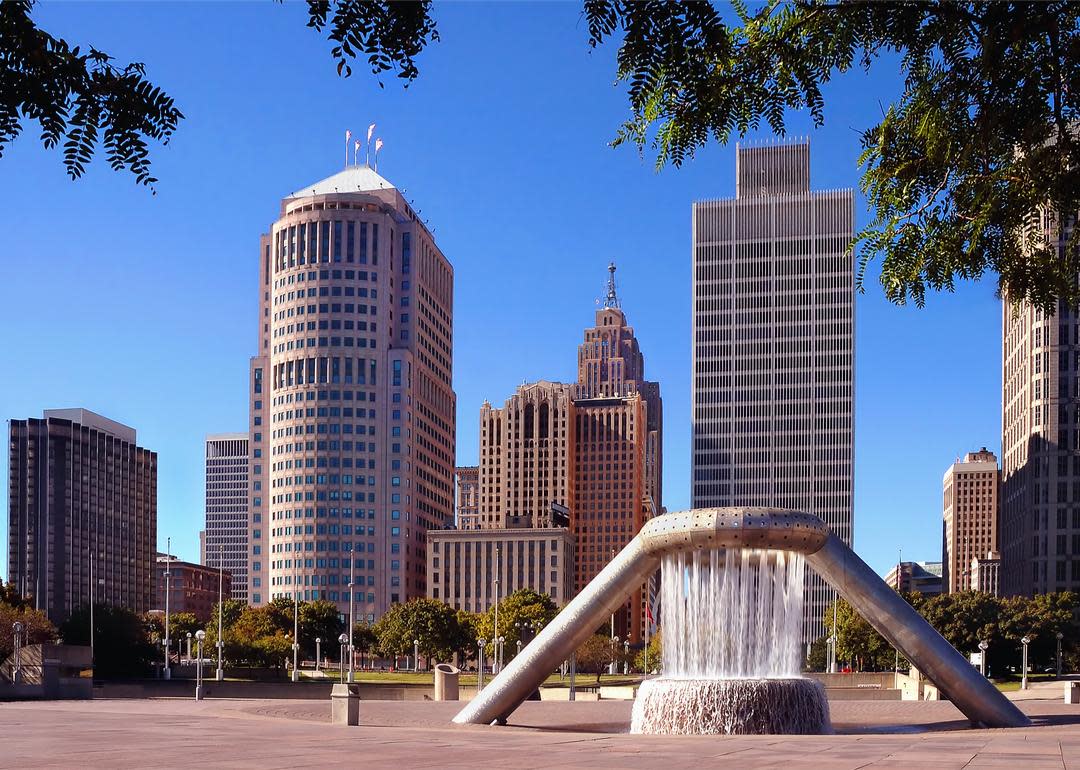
[{"xmin": 604, "ymin": 261, "xmax": 620, "ymax": 309}]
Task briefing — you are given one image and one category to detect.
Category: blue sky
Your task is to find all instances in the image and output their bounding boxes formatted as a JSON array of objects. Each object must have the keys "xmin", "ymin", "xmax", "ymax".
[{"xmin": 1, "ymin": 2, "xmax": 1002, "ymax": 578}]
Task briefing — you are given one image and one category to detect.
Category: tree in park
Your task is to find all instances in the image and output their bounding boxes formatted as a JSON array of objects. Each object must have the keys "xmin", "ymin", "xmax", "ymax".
[
  {"xmin": 0, "ymin": 584, "xmax": 56, "ymax": 662},
  {"xmin": 475, "ymin": 588, "xmax": 560, "ymax": 658},
  {"xmin": 634, "ymin": 628, "xmax": 662, "ymax": 675},
  {"xmin": 299, "ymin": 599, "xmax": 345, "ymax": 659},
  {"xmin": 60, "ymin": 604, "xmax": 157, "ymax": 678},
  {"xmin": 574, "ymin": 634, "xmax": 619, "ymax": 684},
  {"xmin": 352, "ymin": 621, "xmax": 379, "ymax": 668},
  {"xmin": 373, "ymin": 598, "xmax": 465, "ymax": 664}
]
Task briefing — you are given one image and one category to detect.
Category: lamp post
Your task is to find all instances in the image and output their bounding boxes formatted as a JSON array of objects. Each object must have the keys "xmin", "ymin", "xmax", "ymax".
[
  {"xmin": 291, "ymin": 569, "xmax": 300, "ymax": 683},
  {"xmin": 516, "ymin": 639, "xmax": 522, "ymax": 658},
  {"xmin": 316, "ymin": 638, "xmax": 322, "ymax": 672},
  {"xmin": 493, "ymin": 546, "xmax": 501, "ymax": 673},
  {"xmin": 1021, "ymin": 636, "xmax": 1031, "ymax": 690},
  {"xmin": 477, "ymin": 639, "xmax": 486, "ymax": 692},
  {"xmin": 186, "ymin": 632, "xmax": 192, "ymax": 662},
  {"xmin": 12, "ymin": 621, "xmax": 23, "ymax": 684},
  {"xmin": 498, "ymin": 636, "xmax": 505, "ymax": 673},
  {"xmin": 978, "ymin": 640, "xmax": 989, "ymax": 678},
  {"xmin": 348, "ymin": 555, "xmax": 356, "ymax": 682},
  {"xmin": 827, "ymin": 634, "xmax": 837, "ymax": 674},
  {"xmin": 1056, "ymin": 632, "xmax": 1064, "ymax": 677},
  {"xmin": 194, "ymin": 630, "xmax": 206, "ymax": 700},
  {"xmin": 163, "ymin": 538, "xmax": 172, "ymax": 680},
  {"xmin": 414, "ymin": 639, "xmax": 420, "ymax": 672},
  {"xmin": 338, "ymin": 633, "xmax": 348, "ymax": 683},
  {"xmin": 624, "ymin": 639, "xmax": 630, "ymax": 675},
  {"xmin": 610, "ymin": 635, "xmax": 620, "ymax": 676},
  {"xmin": 569, "ymin": 652, "xmax": 576, "ymax": 701},
  {"xmin": 216, "ymin": 544, "xmax": 224, "ymax": 681}
]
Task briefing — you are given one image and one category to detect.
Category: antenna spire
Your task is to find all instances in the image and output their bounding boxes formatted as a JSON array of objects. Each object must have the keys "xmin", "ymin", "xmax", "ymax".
[{"xmin": 604, "ymin": 262, "xmax": 620, "ymax": 309}]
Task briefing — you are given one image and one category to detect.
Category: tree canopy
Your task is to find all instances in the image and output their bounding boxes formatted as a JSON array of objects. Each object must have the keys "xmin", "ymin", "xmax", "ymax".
[{"xmin": 8, "ymin": 2, "xmax": 1080, "ymax": 309}]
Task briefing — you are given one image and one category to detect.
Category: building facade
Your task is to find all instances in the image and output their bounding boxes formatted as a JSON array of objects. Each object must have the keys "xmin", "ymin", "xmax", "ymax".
[
  {"xmin": 155, "ymin": 554, "xmax": 232, "ymax": 623},
  {"xmin": 426, "ymin": 527, "xmax": 575, "ymax": 613},
  {"xmin": 691, "ymin": 142, "xmax": 855, "ymax": 643},
  {"xmin": 247, "ymin": 164, "xmax": 456, "ymax": 623},
  {"xmin": 970, "ymin": 551, "xmax": 1001, "ymax": 595},
  {"xmin": 884, "ymin": 561, "xmax": 943, "ymax": 596},
  {"xmin": 454, "ymin": 466, "xmax": 480, "ymax": 530},
  {"xmin": 204, "ymin": 433, "xmax": 249, "ymax": 601},
  {"xmin": 942, "ymin": 448, "xmax": 1000, "ymax": 593},
  {"xmin": 1002, "ymin": 228, "xmax": 1080, "ymax": 594},
  {"xmin": 8, "ymin": 409, "xmax": 157, "ymax": 624}
]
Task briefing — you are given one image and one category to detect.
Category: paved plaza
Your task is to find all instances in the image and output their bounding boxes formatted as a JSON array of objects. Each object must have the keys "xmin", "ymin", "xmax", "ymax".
[{"xmin": 2, "ymin": 688, "xmax": 1080, "ymax": 769}]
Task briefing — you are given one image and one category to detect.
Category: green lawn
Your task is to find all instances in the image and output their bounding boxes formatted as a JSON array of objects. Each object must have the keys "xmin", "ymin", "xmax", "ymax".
[{"xmin": 297, "ymin": 670, "xmax": 643, "ymax": 687}]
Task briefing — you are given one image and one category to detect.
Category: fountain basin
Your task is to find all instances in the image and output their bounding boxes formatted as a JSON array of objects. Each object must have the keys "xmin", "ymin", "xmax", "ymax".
[{"xmin": 630, "ymin": 677, "xmax": 831, "ymax": 735}]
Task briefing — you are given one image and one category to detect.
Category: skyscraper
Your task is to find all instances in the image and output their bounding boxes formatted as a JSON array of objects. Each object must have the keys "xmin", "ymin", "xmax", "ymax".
[
  {"xmin": 204, "ymin": 433, "xmax": 249, "ymax": 601},
  {"xmin": 8, "ymin": 408, "xmax": 156, "ymax": 624},
  {"xmin": 454, "ymin": 466, "xmax": 480, "ymax": 530},
  {"xmin": 1002, "ymin": 227, "xmax": 1080, "ymax": 594},
  {"xmin": 691, "ymin": 142, "xmax": 854, "ymax": 644},
  {"xmin": 247, "ymin": 164, "xmax": 456, "ymax": 622},
  {"xmin": 476, "ymin": 266, "xmax": 662, "ymax": 640},
  {"xmin": 942, "ymin": 448, "xmax": 999, "ymax": 594}
]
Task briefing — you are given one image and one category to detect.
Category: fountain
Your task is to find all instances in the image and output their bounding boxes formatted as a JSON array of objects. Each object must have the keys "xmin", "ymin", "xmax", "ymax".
[
  {"xmin": 453, "ymin": 507, "xmax": 1029, "ymax": 732},
  {"xmin": 630, "ymin": 548, "xmax": 830, "ymax": 734}
]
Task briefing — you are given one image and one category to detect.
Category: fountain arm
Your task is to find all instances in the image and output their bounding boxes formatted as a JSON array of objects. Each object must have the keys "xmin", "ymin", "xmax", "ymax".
[{"xmin": 805, "ymin": 533, "xmax": 1029, "ymax": 728}]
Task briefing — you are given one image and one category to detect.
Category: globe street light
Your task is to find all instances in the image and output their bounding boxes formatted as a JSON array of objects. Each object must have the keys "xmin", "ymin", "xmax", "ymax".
[
  {"xmin": 414, "ymin": 639, "xmax": 420, "ymax": 672},
  {"xmin": 316, "ymin": 637, "xmax": 322, "ymax": 672},
  {"xmin": 610, "ymin": 635, "xmax": 620, "ymax": 676},
  {"xmin": 978, "ymin": 640, "xmax": 989, "ymax": 678},
  {"xmin": 477, "ymin": 639, "xmax": 487, "ymax": 692},
  {"xmin": 624, "ymin": 639, "xmax": 631, "ymax": 675},
  {"xmin": 1021, "ymin": 635, "xmax": 1031, "ymax": 690},
  {"xmin": 186, "ymin": 632, "xmax": 192, "ymax": 662},
  {"xmin": 11, "ymin": 621, "xmax": 23, "ymax": 684},
  {"xmin": 338, "ymin": 633, "xmax": 348, "ymax": 683},
  {"xmin": 216, "ymin": 543, "xmax": 225, "ymax": 682},
  {"xmin": 194, "ymin": 630, "xmax": 206, "ymax": 701},
  {"xmin": 1057, "ymin": 632, "xmax": 1065, "ymax": 677},
  {"xmin": 498, "ymin": 636, "xmax": 505, "ymax": 673}
]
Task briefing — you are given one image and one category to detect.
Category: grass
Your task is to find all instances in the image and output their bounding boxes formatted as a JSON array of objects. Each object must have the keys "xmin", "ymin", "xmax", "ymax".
[{"xmin": 295, "ymin": 671, "xmax": 644, "ymax": 687}]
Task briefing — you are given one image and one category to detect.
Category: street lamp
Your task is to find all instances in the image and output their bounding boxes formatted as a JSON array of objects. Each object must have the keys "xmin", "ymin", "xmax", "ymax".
[
  {"xmin": 186, "ymin": 632, "xmax": 192, "ymax": 662},
  {"xmin": 163, "ymin": 537, "xmax": 172, "ymax": 680},
  {"xmin": 216, "ymin": 543, "xmax": 225, "ymax": 682},
  {"xmin": 414, "ymin": 639, "xmax": 420, "ymax": 672},
  {"xmin": 338, "ymin": 633, "xmax": 348, "ymax": 683},
  {"xmin": 347, "ymin": 551, "xmax": 356, "ymax": 683},
  {"xmin": 291, "ymin": 587, "xmax": 300, "ymax": 683},
  {"xmin": 978, "ymin": 640, "xmax": 989, "ymax": 678},
  {"xmin": 498, "ymin": 636, "xmax": 505, "ymax": 673},
  {"xmin": 194, "ymin": 630, "xmax": 206, "ymax": 700},
  {"xmin": 11, "ymin": 622, "xmax": 23, "ymax": 684},
  {"xmin": 316, "ymin": 638, "xmax": 322, "ymax": 672},
  {"xmin": 1057, "ymin": 632, "xmax": 1064, "ymax": 677},
  {"xmin": 516, "ymin": 639, "xmax": 522, "ymax": 657},
  {"xmin": 493, "ymin": 546, "xmax": 501, "ymax": 673},
  {"xmin": 827, "ymin": 634, "xmax": 838, "ymax": 674},
  {"xmin": 477, "ymin": 638, "xmax": 487, "ymax": 692},
  {"xmin": 624, "ymin": 639, "xmax": 630, "ymax": 675},
  {"xmin": 1021, "ymin": 635, "xmax": 1031, "ymax": 690},
  {"xmin": 610, "ymin": 635, "xmax": 620, "ymax": 676}
]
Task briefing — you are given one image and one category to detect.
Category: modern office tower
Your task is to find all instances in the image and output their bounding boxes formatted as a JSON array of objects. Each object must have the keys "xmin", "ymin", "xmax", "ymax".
[
  {"xmin": 454, "ymin": 466, "xmax": 480, "ymax": 530},
  {"xmin": 247, "ymin": 164, "xmax": 456, "ymax": 622},
  {"xmin": 942, "ymin": 448, "xmax": 1000, "ymax": 594},
  {"xmin": 154, "ymin": 554, "xmax": 232, "ymax": 623},
  {"xmin": 883, "ymin": 561, "xmax": 943, "ymax": 596},
  {"xmin": 1002, "ymin": 295, "xmax": 1080, "ymax": 594},
  {"xmin": 691, "ymin": 141, "xmax": 854, "ymax": 644},
  {"xmin": 478, "ymin": 381, "xmax": 575, "ymax": 529},
  {"xmin": 204, "ymin": 434, "xmax": 250, "ymax": 602},
  {"xmin": 476, "ymin": 266, "xmax": 662, "ymax": 641},
  {"xmin": 426, "ymin": 525, "xmax": 576, "ymax": 612},
  {"xmin": 7, "ymin": 408, "xmax": 157, "ymax": 624}
]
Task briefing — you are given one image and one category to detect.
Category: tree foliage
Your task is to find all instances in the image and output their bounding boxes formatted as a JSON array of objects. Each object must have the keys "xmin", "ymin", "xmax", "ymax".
[
  {"xmin": 0, "ymin": 584, "xmax": 56, "ymax": 662},
  {"xmin": 1, "ymin": 0, "xmax": 182, "ymax": 190},
  {"xmin": 574, "ymin": 633, "xmax": 619, "ymax": 684},
  {"xmin": 475, "ymin": 588, "xmax": 559, "ymax": 657},
  {"xmin": 373, "ymin": 597, "xmax": 469, "ymax": 663},
  {"xmin": 60, "ymin": 604, "xmax": 157, "ymax": 678}
]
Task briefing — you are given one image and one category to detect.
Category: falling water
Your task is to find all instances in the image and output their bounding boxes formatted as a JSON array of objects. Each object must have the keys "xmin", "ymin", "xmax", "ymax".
[
  {"xmin": 631, "ymin": 547, "xmax": 830, "ymax": 735},
  {"xmin": 661, "ymin": 548, "xmax": 805, "ymax": 679}
]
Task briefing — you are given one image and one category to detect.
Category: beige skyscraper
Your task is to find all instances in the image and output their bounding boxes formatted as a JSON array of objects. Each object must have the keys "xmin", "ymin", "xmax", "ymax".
[
  {"xmin": 691, "ymin": 142, "xmax": 854, "ymax": 644},
  {"xmin": 204, "ymin": 433, "xmax": 249, "ymax": 601},
  {"xmin": 942, "ymin": 448, "xmax": 1000, "ymax": 593},
  {"xmin": 247, "ymin": 164, "xmax": 456, "ymax": 622},
  {"xmin": 454, "ymin": 466, "xmax": 479, "ymax": 530}
]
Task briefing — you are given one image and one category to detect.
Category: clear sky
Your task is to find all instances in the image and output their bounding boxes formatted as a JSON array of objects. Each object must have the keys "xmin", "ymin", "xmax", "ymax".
[{"xmin": 1, "ymin": 2, "xmax": 1003, "ymax": 578}]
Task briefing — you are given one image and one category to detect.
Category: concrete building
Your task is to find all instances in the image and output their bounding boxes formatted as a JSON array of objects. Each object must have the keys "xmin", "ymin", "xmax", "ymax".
[
  {"xmin": 426, "ymin": 526, "xmax": 575, "ymax": 613},
  {"xmin": 476, "ymin": 266, "xmax": 661, "ymax": 641},
  {"xmin": 1002, "ymin": 219, "xmax": 1080, "ymax": 593},
  {"xmin": 454, "ymin": 466, "xmax": 480, "ymax": 530},
  {"xmin": 204, "ymin": 434, "xmax": 250, "ymax": 602},
  {"xmin": 942, "ymin": 448, "xmax": 999, "ymax": 594},
  {"xmin": 691, "ymin": 141, "xmax": 855, "ymax": 643},
  {"xmin": 884, "ymin": 561, "xmax": 943, "ymax": 596},
  {"xmin": 7, "ymin": 409, "xmax": 156, "ymax": 624},
  {"xmin": 970, "ymin": 551, "xmax": 1001, "ymax": 595},
  {"xmin": 155, "ymin": 554, "xmax": 231, "ymax": 623},
  {"xmin": 247, "ymin": 164, "xmax": 456, "ymax": 623}
]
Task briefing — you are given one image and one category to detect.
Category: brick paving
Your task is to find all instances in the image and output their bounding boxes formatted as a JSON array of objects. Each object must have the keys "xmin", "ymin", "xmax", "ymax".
[{"xmin": 2, "ymin": 694, "xmax": 1079, "ymax": 768}]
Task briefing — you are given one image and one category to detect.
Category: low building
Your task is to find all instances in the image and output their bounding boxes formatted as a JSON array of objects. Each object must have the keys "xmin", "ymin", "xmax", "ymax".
[
  {"xmin": 883, "ymin": 561, "xmax": 943, "ymax": 596},
  {"xmin": 426, "ymin": 526, "xmax": 575, "ymax": 613},
  {"xmin": 154, "ymin": 554, "xmax": 231, "ymax": 623},
  {"xmin": 970, "ymin": 551, "xmax": 1001, "ymax": 595}
]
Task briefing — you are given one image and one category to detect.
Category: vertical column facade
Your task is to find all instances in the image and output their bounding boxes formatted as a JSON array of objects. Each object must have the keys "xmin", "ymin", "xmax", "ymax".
[
  {"xmin": 204, "ymin": 433, "xmax": 249, "ymax": 600},
  {"xmin": 942, "ymin": 448, "xmax": 999, "ymax": 593},
  {"xmin": 691, "ymin": 142, "xmax": 854, "ymax": 644}
]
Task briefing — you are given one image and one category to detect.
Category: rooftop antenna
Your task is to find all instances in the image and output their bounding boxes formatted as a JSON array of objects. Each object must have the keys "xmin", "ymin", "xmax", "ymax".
[{"xmin": 603, "ymin": 262, "xmax": 620, "ymax": 309}]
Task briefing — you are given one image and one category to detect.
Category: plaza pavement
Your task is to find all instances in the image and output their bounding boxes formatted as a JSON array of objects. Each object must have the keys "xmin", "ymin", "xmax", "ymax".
[{"xmin": 2, "ymin": 688, "xmax": 1079, "ymax": 769}]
